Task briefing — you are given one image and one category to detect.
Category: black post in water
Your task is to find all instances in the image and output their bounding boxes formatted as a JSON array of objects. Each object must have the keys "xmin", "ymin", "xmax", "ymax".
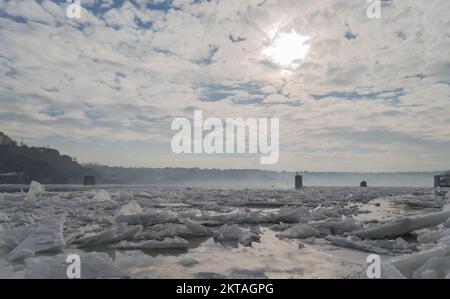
[
  {"xmin": 84, "ymin": 176, "xmax": 96, "ymax": 186},
  {"xmin": 295, "ymin": 172, "xmax": 303, "ymax": 189}
]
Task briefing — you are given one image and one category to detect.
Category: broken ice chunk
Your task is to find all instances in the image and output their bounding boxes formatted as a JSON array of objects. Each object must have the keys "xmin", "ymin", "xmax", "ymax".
[
  {"xmin": 312, "ymin": 216, "xmax": 361, "ymax": 235},
  {"xmin": 114, "ymin": 237, "xmax": 189, "ymax": 250},
  {"xmin": 310, "ymin": 206, "xmax": 341, "ymax": 221},
  {"xmin": 25, "ymin": 251, "xmax": 127, "ymax": 279},
  {"xmin": 325, "ymin": 235, "xmax": 391, "ymax": 255},
  {"xmin": 437, "ymin": 230, "xmax": 450, "ymax": 246},
  {"xmin": 27, "ymin": 181, "xmax": 45, "ymax": 196},
  {"xmin": 0, "ymin": 227, "xmax": 29, "ymax": 250},
  {"xmin": 249, "ymin": 225, "xmax": 262, "ymax": 235},
  {"xmin": 276, "ymin": 225, "xmax": 319, "ymax": 239},
  {"xmin": 138, "ymin": 221, "xmax": 211, "ymax": 240},
  {"xmin": 418, "ymin": 229, "xmax": 447, "ymax": 244},
  {"xmin": 412, "ymin": 256, "xmax": 450, "ymax": 279},
  {"xmin": 23, "ymin": 181, "xmax": 46, "ymax": 203},
  {"xmin": 390, "ymin": 246, "xmax": 450, "ymax": 278},
  {"xmin": 117, "ymin": 200, "xmax": 143, "ymax": 216},
  {"xmin": 421, "ymin": 270, "xmax": 439, "ymax": 279},
  {"xmin": 444, "ymin": 218, "xmax": 450, "ymax": 229},
  {"xmin": 363, "ymin": 237, "xmax": 414, "ymax": 254},
  {"xmin": 392, "ymin": 195, "xmax": 445, "ymax": 209},
  {"xmin": 238, "ymin": 232, "xmax": 261, "ymax": 246},
  {"xmin": 194, "ymin": 207, "xmax": 311, "ymax": 225},
  {"xmin": 8, "ymin": 248, "xmax": 35, "ymax": 262},
  {"xmin": 380, "ymin": 262, "xmax": 407, "ymax": 279},
  {"xmin": 200, "ymin": 210, "xmax": 269, "ymax": 225},
  {"xmin": 0, "ymin": 211, "xmax": 8, "ymax": 222},
  {"xmin": 138, "ymin": 223, "xmax": 211, "ymax": 240},
  {"xmin": 113, "ymin": 191, "xmax": 134, "ymax": 203},
  {"xmin": 115, "ymin": 210, "xmax": 178, "ymax": 226},
  {"xmin": 213, "ymin": 224, "xmax": 260, "ymax": 246},
  {"xmin": 93, "ymin": 189, "xmax": 111, "ymax": 202},
  {"xmin": 274, "ymin": 206, "xmax": 311, "ymax": 223},
  {"xmin": 354, "ymin": 210, "xmax": 450, "ymax": 239},
  {"xmin": 303, "ymin": 237, "xmax": 316, "ymax": 245},
  {"xmin": 76, "ymin": 228, "xmax": 117, "ymax": 248},
  {"xmin": 112, "ymin": 225, "xmax": 143, "ymax": 242},
  {"xmin": 269, "ymin": 222, "xmax": 290, "ymax": 232},
  {"xmin": 178, "ymin": 258, "xmax": 199, "ymax": 267},
  {"xmin": 10, "ymin": 216, "xmax": 66, "ymax": 259},
  {"xmin": 71, "ymin": 225, "xmax": 142, "ymax": 247}
]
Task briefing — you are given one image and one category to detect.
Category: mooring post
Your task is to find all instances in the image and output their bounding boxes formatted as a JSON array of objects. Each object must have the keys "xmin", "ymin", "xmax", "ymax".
[{"xmin": 295, "ymin": 172, "xmax": 303, "ymax": 189}]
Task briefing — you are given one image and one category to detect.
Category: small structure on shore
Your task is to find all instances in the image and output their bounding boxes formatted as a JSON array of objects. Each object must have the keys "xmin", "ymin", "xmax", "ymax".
[
  {"xmin": 360, "ymin": 181, "xmax": 368, "ymax": 188},
  {"xmin": 434, "ymin": 172, "xmax": 450, "ymax": 188},
  {"xmin": 295, "ymin": 172, "xmax": 303, "ymax": 189},
  {"xmin": 83, "ymin": 176, "xmax": 96, "ymax": 186}
]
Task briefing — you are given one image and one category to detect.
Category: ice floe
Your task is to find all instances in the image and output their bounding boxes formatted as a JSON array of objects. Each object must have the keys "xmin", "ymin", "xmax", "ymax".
[
  {"xmin": 117, "ymin": 200, "xmax": 143, "ymax": 216},
  {"xmin": 9, "ymin": 216, "xmax": 66, "ymax": 260},
  {"xmin": 354, "ymin": 210, "xmax": 450, "ymax": 239},
  {"xmin": 27, "ymin": 181, "xmax": 45, "ymax": 196},
  {"xmin": 1, "ymin": 182, "xmax": 449, "ymax": 279},
  {"xmin": 311, "ymin": 216, "xmax": 361, "ymax": 235},
  {"xmin": 114, "ymin": 237, "xmax": 189, "ymax": 250},
  {"xmin": 138, "ymin": 220, "xmax": 211, "ymax": 240},
  {"xmin": 0, "ymin": 211, "xmax": 8, "ymax": 222},
  {"xmin": 326, "ymin": 235, "xmax": 413, "ymax": 255},
  {"xmin": 213, "ymin": 224, "xmax": 261, "ymax": 246},
  {"xmin": 115, "ymin": 209, "xmax": 179, "ymax": 226},
  {"xmin": 93, "ymin": 189, "xmax": 111, "ymax": 202},
  {"xmin": 76, "ymin": 228, "xmax": 117, "ymax": 248},
  {"xmin": 276, "ymin": 225, "xmax": 320, "ymax": 239}
]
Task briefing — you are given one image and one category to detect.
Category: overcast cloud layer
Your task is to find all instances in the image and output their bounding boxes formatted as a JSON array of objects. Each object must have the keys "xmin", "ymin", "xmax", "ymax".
[{"xmin": 0, "ymin": 0, "xmax": 449, "ymax": 171}]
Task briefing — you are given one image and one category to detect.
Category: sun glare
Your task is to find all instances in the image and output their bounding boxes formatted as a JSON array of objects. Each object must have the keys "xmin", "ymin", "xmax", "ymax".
[{"xmin": 263, "ymin": 30, "xmax": 310, "ymax": 68}]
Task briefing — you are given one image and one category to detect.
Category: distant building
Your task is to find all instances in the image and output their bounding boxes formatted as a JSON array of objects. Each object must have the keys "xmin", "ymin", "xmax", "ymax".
[
  {"xmin": 83, "ymin": 176, "xmax": 96, "ymax": 186},
  {"xmin": 295, "ymin": 172, "xmax": 303, "ymax": 189},
  {"xmin": 434, "ymin": 172, "xmax": 450, "ymax": 188}
]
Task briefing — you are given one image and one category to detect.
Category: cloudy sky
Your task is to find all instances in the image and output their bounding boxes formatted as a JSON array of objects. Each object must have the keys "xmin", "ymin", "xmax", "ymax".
[{"xmin": 0, "ymin": 0, "xmax": 449, "ymax": 171}]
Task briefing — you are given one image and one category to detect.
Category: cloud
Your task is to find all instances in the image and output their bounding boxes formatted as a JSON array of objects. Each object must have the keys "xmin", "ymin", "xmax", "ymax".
[{"xmin": 0, "ymin": 0, "xmax": 449, "ymax": 171}]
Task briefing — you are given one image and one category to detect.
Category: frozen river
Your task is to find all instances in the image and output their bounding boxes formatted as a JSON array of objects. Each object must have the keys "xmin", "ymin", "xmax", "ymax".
[{"xmin": 0, "ymin": 184, "xmax": 449, "ymax": 279}]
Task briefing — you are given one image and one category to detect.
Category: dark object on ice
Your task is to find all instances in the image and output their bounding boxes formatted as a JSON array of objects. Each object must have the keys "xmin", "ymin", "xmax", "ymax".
[
  {"xmin": 84, "ymin": 176, "xmax": 96, "ymax": 186},
  {"xmin": 360, "ymin": 181, "xmax": 368, "ymax": 187},
  {"xmin": 295, "ymin": 172, "xmax": 303, "ymax": 189},
  {"xmin": 0, "ymin": 172, "xmax": 28, "ymax": 184},
  {"xmin": 434, "ymin": 172, "xmax": 450, "ymax": 188}
]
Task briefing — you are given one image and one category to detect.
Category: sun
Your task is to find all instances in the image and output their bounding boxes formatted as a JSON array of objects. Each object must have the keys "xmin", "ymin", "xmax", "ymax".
[{"xmin": 263, "ymin": 30, "xmax": 310, "ymax": 68}]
